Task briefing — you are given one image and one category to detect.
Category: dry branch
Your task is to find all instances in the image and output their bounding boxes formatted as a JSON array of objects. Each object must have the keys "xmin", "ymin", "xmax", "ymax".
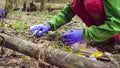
[{"xmin": 0, "ymin": 33, "xmax": 115, "ymax": 68}]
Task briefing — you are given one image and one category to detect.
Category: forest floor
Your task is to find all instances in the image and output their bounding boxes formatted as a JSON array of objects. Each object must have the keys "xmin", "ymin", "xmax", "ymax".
[{"xmin": 0, "ymin": 10, "xmax": 120, "ymax": 68}]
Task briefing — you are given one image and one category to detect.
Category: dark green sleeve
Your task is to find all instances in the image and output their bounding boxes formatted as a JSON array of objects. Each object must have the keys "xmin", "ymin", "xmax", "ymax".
[
  {"xmin": 83, "ymin": 0, "xmax": 120, "ymax": 42},
  {"xmin": 48, "ymin": 0, "xmax": 75, "ymax": 31}
]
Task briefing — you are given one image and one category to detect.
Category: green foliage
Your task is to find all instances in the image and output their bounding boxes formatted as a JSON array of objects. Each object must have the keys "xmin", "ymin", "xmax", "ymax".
[
  {"xmin": 11, "ymin": 22, "xmax": 27, "ymax": 29},
  {"xmin": 52, "ymin": 43, "xmax": 62, "ymax": 49},
  {"xmin": 63, "ymin": 46, "xmax": 73, "ymax": 52},
  {"xmin": 10, "ymin": 21, "xmax": 29, "ymax": 34},
  {"xmin": 52, "ymin": 43, "xmax": 72, "ymax": 52}
]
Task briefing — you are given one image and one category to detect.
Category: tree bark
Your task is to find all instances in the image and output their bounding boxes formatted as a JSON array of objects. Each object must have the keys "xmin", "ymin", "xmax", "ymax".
[
  {"xmin": 44, "ymin": 3, "xmax": 65, "ymax": 11},
  {"xmin": 40, "ymin": 0, "xmax": 45, "ymax": 11},
  {"xmin": 0, "ymin": 0, "xmax": 6, "ymax": 8},
  {"xmin": 12, "ymin": 0, "xmax": 18, "ymax": 10},
  {"xmin": 5, "ymin": 0, "xmax": 13, "ymax": 12},
  {"xmin": 0, "ymin": 33, "xmax": 115, "ymax": 68}
]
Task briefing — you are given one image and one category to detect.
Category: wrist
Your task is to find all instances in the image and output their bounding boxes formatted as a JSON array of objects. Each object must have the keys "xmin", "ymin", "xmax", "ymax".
[
  {"xmin": 82, "ymin": 30, "xmax": 86, "ymax": 40},
  {"xmin": 47, "ymin": 22, "xmax": 54, "ymax": 31},
  {"xmin": 46, "ymin": 24, "xmax": 51, "ymax": 31},
  {"xmin": 79, "ymin": 30, "xmax": 83, "ymax": 40}
]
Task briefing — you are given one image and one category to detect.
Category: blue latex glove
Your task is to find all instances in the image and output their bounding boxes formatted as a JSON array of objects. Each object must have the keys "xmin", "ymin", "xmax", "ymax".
[
  {"xmin": 62, "ymin": 30, "xmax": 83, "ymax": 44},
  {"xmin": 0, "ymin": 8, "xmax": 7, "ymax": 19},
  {"xmin": 30, "ymin": 24, "xmax": 50, "ymax": 37}
]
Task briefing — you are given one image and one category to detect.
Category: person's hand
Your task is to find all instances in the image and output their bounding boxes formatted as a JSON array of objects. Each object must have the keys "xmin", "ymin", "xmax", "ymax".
[
  {"xmin": 30, "ymin": 24, "xmax": 50, "ymax": 37},
  {"xmin": 62, "ymin": 30, "xmax": 83, "ymax": 44},
  {"xmin": 0, "ymin": 8, "xmax": 7, "ymax": 19}
]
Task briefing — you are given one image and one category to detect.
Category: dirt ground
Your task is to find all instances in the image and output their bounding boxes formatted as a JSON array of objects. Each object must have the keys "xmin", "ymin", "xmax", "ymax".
[{"xmin": 0, "ymin": 10, "xmax": 120, "ymax": 68}]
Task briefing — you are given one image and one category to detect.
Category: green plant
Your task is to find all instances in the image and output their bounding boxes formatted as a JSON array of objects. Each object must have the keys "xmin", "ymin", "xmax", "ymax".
[{"xmin": 11, "ymin": 22, "xmax": 27, "ymax": 29}]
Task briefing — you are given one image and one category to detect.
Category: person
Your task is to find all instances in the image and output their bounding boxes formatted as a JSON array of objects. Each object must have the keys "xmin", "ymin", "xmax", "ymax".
[
  {"xmin": 0, "ymin": 8, "xmax": 7, "ymax": 19},
  {"xmin": 30, "ymin": 0, "xmax": 120, "ymax": 45}
]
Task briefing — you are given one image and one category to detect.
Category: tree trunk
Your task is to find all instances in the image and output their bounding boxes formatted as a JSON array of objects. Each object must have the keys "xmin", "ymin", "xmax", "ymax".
[
  {"xmin": 35, "ymin": 0, "xmax": 40, "ymax": 3},
  {"xmin": 0, "ymin": 33, "xmax": 116, "ymax": 68},
  {"xmin": 0, "ymin": 0, "xmax": 6, "ymax": 8},
  {"xmin": 22, "ymin": 0, "xmax": 36, "ymax": 12},
  {"xmin": 12, "ymin": 0, "xmax": 20, "ymax": 11},
  {"xmin": 5, "ymin": 0, "xmax": 13, "ymax": 12},
  {"xmin": 44, "ymin": 3, "xmax": 65, "ymax": 11},
  {"xmin": 40, "ymin": 0, "xmax": 45, "ymax": 11},
  {"xmin": 34, "ymin": 3, "xmax": 65, "ymax": 11},
  {"xmin": 22, "ymin": 0, "xmax": 27, "ymax": 11}
]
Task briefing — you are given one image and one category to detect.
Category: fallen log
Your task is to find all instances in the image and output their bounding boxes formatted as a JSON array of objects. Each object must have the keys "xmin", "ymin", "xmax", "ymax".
[
  {"xmin": 44, "ymin": 3, "xmax": 66, "ymax": 11},
  {"xmin": 0, "ymin": 33, "xmax": 115, "ymax": 68},
  {"xmin": 22, "ymin": 3, "xmax": 65, "ymax": 12}
]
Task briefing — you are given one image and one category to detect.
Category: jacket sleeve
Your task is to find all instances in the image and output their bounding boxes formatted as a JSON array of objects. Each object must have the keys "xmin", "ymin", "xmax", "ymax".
[
  {"xmin": 48, "ymin": 0, "xmax": 75, "ymax": 31},
  {"xmin": 83, "ymin": 0, "xmax": 120, "ymax": 42}
]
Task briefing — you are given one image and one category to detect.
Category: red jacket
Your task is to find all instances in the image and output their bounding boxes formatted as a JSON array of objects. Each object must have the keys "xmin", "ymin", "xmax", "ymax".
[
  {"xmin": 70, "ymin": 0, "xmax": 106, "ymax": 27},
  {"xmin": 70, "ymin": 0, "xmax": 120, "ymax": 41}
]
